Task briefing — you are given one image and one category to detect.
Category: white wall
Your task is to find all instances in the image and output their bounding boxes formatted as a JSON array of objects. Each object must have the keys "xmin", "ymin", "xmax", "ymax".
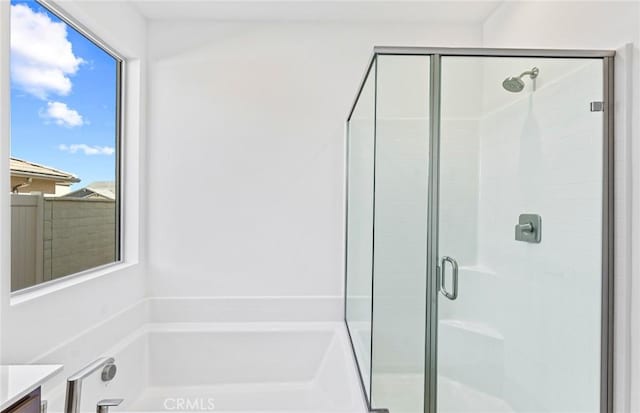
[
  {"xmin": 146, "ymin": 20, "xmax": 481, "ymax": 298},
  {"xmin": 0, "ymin": 0, "xmax": 147, "ymax": 364},
  {"xmin": 481, "ymin": 2, "xmax": 640, "ymax": 411}
]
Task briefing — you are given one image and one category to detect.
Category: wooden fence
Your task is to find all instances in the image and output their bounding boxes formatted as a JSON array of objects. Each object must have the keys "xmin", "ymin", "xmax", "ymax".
[{"xmin": 11, "ymin": 193, "xmax": 116, "ymax": 291}]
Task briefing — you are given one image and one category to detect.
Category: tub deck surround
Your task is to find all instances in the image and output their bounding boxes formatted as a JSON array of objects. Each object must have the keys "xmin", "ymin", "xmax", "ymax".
[
  {"xmin": 149, "ymin": 296, "xmax": 343, "ymax": 323},
  {"xmin": 28, "ymin": 297, "xmax": 342, "ymax": 369},
  {"xmin": 0, "ymin": 365, "xmax": 63, "ymax": 411}
]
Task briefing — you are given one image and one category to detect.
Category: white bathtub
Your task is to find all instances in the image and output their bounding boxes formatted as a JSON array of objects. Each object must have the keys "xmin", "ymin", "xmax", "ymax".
[{"xmin": 44, "ymin": 322, "xmax": 366, "ymax": 413}]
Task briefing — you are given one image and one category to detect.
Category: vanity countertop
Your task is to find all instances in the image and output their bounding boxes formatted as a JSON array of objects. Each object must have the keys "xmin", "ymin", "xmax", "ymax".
[{"xmin": 0, "ymin": 365, "xmax": 63, "ymax": 411}]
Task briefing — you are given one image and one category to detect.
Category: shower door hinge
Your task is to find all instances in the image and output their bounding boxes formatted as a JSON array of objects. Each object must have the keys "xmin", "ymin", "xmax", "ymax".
[{"xmin": 590, "ymin": 101, "xmax": 605, "ymax": 112}]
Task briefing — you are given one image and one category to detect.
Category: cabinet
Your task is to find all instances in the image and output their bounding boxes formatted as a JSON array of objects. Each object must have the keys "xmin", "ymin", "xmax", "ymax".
[{"xmin": 1, "ymin": 388, "xmax": 40, "ymax": 413}]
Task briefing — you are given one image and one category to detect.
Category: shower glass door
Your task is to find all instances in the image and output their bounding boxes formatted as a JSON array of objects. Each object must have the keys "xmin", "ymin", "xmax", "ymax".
[
  {"xmin": 435, "ymin": 55, "xmax": 607, "ymax": 413},
  {"xmin": 345, "ymin": 58, "xmax": 376, "ymax": 401},
  {"xmin": 371, "ymin": 54, "xmax": 431, "ymax": 413}
]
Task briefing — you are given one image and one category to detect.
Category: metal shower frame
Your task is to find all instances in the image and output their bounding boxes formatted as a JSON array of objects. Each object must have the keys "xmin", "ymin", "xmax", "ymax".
[{"xmin": 343, "ymin": 46, "xmax": 615, "ymax": 413}]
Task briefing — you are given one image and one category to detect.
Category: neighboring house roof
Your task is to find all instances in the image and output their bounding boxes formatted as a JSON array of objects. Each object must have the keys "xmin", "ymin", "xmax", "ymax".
[
  {"xmin": 64, "ymin": 181, "xmax": 116, "ymax": 201},
  {"xmin": 10, "ymin": 157, "xmax": 80, "ymax": 184}
]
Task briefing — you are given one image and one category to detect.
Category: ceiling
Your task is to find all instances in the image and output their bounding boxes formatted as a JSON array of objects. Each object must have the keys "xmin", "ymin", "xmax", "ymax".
[{"xmin": 129, "ymin": 0, "xmax": 503, "ymax": 22}]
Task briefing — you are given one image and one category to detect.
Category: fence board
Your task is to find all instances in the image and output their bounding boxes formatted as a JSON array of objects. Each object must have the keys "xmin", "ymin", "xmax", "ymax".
[{"xmin": 11, "ymin": 193, "xmax": 44, "ymax": 291}]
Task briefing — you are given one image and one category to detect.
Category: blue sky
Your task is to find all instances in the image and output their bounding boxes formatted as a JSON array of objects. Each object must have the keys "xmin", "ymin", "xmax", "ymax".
[{"xmin": 10, "ymin": 0, "xmax": 117, "ymax": 190}]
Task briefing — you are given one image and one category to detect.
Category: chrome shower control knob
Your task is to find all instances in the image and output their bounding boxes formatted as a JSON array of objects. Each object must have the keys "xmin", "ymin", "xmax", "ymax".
[
  {"xmin": 101, "ymin": 363, "xmax": 117, "ymax": 382},
  {"xmin": 514, "ymin": 214, "xmax": 542, "ymax": 243},
  {"xmin": 516, "ymin": 222, "xmax": 534, "ymax": 233}
]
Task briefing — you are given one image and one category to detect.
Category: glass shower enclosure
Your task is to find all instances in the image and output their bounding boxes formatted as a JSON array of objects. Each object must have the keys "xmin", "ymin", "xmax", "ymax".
[{"xmin": 344, "ymin": 48, "xmax": 614, "ymax": 413}]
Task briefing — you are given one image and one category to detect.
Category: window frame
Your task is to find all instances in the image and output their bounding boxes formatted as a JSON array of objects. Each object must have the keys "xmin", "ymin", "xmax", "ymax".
[{"xmin": 9, "ymin": 0, "xmax": 126, "ymax": 296}]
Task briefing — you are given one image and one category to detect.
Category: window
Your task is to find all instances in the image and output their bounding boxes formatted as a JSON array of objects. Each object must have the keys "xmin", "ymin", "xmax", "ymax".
[{"xmin": 10, "ymin": 0, "xmax": 122, "ymax": 292}]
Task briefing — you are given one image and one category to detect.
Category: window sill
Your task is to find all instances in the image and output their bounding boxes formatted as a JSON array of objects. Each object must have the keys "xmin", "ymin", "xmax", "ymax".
[{"xmin": 9, "ymin": 261, "xmax": 138, "ymax": 306}]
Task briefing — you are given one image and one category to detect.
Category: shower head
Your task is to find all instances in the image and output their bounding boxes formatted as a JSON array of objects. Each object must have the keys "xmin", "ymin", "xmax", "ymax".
[
  {"xmin": 502, "ymin": 67, "xmax": 539, "ymax": 93},
  {"xmin": 502, "ymin": 77, "xmax": 526, "ymax": 93}
]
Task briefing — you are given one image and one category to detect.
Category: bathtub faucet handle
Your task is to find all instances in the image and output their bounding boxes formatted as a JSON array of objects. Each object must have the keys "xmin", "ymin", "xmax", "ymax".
[{"xmin": 96, "ymin": 399, "xmax": 123, "ymax": 413}]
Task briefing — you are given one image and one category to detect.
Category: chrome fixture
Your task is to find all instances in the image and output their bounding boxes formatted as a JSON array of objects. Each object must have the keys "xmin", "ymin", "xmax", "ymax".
[
  {"xmin": 502, "ymin": 67, "xmax": 539, "ymax": 92},
  {"xmin": 97, "ymin": 399, "xmax": 123, "ymax": 413},
  {"xmin": 515, "ymin": 213, "xmax": 542, "ymax": 243},
  {"xmin": 65, "ymin": 357, "xmax": 117, "ymax": 413},
  {"xmin": 101, "ymin": 363, "xmax": 117, "ymax": 381},
  {"xmin": 438, "ymin": 256, "xmax": 459, "ymax": 300}
]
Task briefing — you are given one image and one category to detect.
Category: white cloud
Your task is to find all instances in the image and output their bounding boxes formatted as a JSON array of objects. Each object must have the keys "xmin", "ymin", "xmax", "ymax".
[
  {"xmin": 41, "ymin": 101, "xmax": 84, "ymax": 127},
  {"xmin": 58, "ymin": 144, "xmax": 115, "ymax": 156},
  {"xmin": 11, "ymin": 3, "xmax": 85, "ymax": 99}
]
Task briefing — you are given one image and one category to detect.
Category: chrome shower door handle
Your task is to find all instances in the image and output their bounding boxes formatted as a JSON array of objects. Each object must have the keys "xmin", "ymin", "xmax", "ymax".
[{"xmin": 439, "ymin": 256, "xmax": 459, "ymax": 300}]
